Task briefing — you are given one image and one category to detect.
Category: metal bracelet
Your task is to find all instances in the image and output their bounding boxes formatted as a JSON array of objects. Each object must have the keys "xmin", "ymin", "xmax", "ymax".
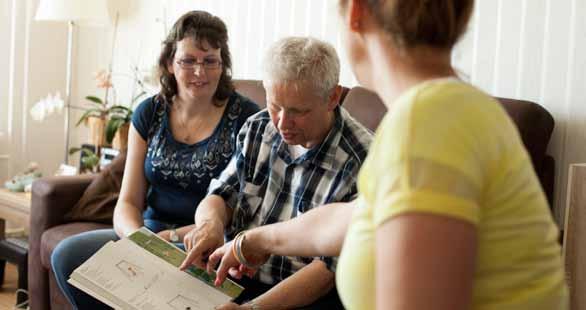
[{"xmin": 232, "ymin": 231, "xmax": 258, "ymax": 269}]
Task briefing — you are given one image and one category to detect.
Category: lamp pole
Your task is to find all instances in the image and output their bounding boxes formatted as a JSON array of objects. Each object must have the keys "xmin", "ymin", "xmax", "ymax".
[
  {"xmin": 34, "ymin": 0, "xmax": 110, "ymax": 165},
  {"xmin": 64, "ymin": 20, "xmax": 74, "ymax": 164}
]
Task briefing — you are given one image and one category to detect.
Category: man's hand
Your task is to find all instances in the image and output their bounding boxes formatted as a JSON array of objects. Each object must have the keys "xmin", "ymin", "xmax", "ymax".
[{"xmin": 180, "ymin": 220, "xmax": 225, "ymax": 270}]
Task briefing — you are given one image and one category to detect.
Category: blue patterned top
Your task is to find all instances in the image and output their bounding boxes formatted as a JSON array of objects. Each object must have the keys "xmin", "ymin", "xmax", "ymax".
[{"xmin": 132, "ymin": 92, "xmax": 260, "ymax": 226}]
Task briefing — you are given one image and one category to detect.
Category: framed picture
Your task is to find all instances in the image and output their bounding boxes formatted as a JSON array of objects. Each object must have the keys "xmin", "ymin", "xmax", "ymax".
[{"xmin": 99, "ymin": 147, "xmax": 120, "ymax": 170}]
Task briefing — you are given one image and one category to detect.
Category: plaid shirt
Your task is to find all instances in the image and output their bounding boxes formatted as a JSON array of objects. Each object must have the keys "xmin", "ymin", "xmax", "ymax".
[{"xmin": 208, "ymin": 106, "xmax": 372, "ymax": 285}]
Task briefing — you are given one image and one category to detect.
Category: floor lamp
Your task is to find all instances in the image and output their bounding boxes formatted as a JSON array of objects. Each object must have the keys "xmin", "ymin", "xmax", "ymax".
[{"xmin": 35, "ymin": 0, "xmax": 110, "ymax": 164}]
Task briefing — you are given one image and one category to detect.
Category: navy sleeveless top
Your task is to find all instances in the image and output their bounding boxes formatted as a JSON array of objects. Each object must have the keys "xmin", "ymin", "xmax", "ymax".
[{"xmin": 131, "ymin": 92, "xmax": 259, "ymax": 226}]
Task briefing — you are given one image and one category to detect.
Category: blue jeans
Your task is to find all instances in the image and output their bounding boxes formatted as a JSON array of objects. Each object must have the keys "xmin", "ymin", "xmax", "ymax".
[{"xmin": 50, "ymin": 219, "xmax": 183, "ymax": 310}]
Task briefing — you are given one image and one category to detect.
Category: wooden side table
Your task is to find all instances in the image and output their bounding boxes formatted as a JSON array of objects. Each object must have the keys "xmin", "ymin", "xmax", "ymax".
[
  {"xmin": 0, "ymin": 189, "xmax": 31, "ymax": 307},
  {"xmin": 0, "ymin": 189, "xmax": 31, "ymax": 237}
]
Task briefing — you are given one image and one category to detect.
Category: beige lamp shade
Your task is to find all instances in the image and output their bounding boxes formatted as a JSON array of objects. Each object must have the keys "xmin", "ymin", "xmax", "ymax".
[{"xmin": 35, "ymin": 0, "xmax": 110, "ymax": 25}]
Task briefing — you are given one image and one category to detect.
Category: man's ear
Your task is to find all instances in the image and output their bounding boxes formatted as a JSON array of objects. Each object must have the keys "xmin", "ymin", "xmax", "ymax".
[{"xmin": 328, "ymin": 85, "xmax": 343, "ymax": 111}]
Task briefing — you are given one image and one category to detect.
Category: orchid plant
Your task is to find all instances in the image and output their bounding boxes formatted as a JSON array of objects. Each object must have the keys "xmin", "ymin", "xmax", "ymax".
[
  {"xmin": 77, "ymin": 67, "xmax": 150, "ymax": 144},
  {"xmin": 29, "ymin": 92, "xmax": 65, "ymax": 121}
]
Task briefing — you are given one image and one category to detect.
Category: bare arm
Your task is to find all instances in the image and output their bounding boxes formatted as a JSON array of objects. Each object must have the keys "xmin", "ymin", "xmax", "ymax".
[
  {"xmin": 247, "ymin": 260, "xmax": 334, "ymax": 310},
  {"xmin": 113, "ymin": 124, "xmax": 148, "ymax": 238},
  {"xmin": 376, "ymin": 214, "xmax": 477, "ymax": 310},
  {"xmin": 210, "ymin": 201, "xmax": 355, "ymax": 286},
  {"xmin": 254, "ymin": 201, "xmax": 355, "ymax": 258},
  {"xmin": 194, "ymin": 194, "xmax": 233, "ymax": 229}
]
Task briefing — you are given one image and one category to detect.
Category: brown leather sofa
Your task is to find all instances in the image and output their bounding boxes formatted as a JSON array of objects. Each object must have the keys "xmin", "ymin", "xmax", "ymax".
[{"xmin": 28, "ymin": 81, "xmax": 555, "ymax": 310}]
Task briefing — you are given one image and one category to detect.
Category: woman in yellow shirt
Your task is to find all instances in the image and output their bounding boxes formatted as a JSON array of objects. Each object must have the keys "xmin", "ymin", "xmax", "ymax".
[{"xmin": 199, "ymin": 0, "xmax": 569, "ymax": 309}]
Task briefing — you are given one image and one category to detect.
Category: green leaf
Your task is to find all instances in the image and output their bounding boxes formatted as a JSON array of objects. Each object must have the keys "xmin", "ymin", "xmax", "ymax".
[
  {"xmin": 81, "ymin": 154, "xmax": 99, "ymax": 169},
  {"xmin": 75, "ymin": 109, "xmax": 104, "ymax": 127},
  {"xmin": 109, "ymin": 115, "xmax": 126, "ymax": 121},
  {"xmin": 85, "ymin": 95, "xmax": 104, "ymax": 105},
  {"xmin": 70, "ymin": 147, "xmax": 99, "ymax": 170},
  {"xmin": 106, "ymin": 117, "xmax": 127, "ymax": 144},
  {"xmin": 108, "ymin": 105, "xmax": 132, "ymax": 114},
  {"xmin": 80, "ymin": 148, "xmax": 96, "ymax": 157},
  {"xmin": 68, "ymin": 147, "xmax": 82, "ymax": 155},
  {"xmin": 108, "ymin": 105, "xmax": 133, "ymax": 123},
  {"xmin": 69, "ymin": 147, "xmax": 97, "ymax": 157}
]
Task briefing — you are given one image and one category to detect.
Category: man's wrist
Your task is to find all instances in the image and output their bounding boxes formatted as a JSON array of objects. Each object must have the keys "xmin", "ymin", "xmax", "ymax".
[{"xmin": 198, "ymin": 218, "xmax": 224, "ymax": 232}]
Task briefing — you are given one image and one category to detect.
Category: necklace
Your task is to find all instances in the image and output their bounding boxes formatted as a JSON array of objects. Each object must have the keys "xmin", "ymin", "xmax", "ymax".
[
  {"xmin": 173, "ymin": 97, "xmax": 226, "ymax": 144},
  {"xmin": 178, "ymin": 117, "xmax": 190, "ymax": 143},
  {"xmin": 173, "ymin": 102, "xmax": 219, "ymax": 144},
  {"xmin": 174, "ymin": 103, "xmax": 197, "ymax": 143}
]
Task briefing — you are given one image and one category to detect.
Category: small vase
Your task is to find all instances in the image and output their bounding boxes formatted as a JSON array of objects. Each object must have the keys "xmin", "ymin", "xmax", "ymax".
[
  {"xmin": 87, "ymin": 116, "xmax": 107, "ymax": 148},
  {"xmin": 112, "ymin": 122, "xmax": 130, "ymax": 151}
]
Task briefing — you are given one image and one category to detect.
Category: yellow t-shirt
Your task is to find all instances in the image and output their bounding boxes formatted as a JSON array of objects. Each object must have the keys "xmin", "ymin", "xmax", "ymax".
[{"xmin": 336, "ymin": 79, "xmax": 568, "ymax": 310}]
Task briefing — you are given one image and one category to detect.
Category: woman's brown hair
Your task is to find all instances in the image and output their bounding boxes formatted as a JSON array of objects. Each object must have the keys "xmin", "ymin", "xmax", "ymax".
[
  {"xmin": 157, "ymin": 10, "xmax": 234, "ymax": 106},
  {"xmin": 341, "ymin": 0, "xmax": 474, "ymax": 49}
]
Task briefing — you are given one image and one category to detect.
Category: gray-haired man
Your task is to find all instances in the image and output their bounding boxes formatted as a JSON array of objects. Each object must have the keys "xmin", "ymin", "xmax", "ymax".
[{"xmin": 181, "ymin": 37, "xmax": 372, "ymax": 309}]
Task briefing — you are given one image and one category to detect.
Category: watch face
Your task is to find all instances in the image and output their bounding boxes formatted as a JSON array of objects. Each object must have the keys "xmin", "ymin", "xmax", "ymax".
[{"xmin": 170, "ymin": 230, "xmax": 179, "ymax": 242}]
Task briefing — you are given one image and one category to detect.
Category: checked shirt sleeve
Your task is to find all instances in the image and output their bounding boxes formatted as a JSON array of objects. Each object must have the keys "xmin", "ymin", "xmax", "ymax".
[{"xmin": 207, "ymin": 120, "xmax": 251, "ymax": 210}]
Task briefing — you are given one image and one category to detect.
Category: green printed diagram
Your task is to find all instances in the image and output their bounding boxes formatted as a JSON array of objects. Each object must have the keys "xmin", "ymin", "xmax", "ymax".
[{"xmin": 128, "ymin": 228, "xmax": 244, "ymax": 298}]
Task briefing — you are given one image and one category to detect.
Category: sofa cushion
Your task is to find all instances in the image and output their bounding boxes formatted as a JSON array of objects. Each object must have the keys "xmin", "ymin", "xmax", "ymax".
[
  {"xmin": 341, "ymin": 86, "xmax": 387, "ymax": 132},
  {"xmin": 64, "ymin": 150, "xmax": 126, "ymax": 224},
  {"xmin": 40, "ymin": 222, "xmax": 111, "ymax": 269},
  {"xmin": 234, "ymin": 80, "xmax": 267, "ymax": 108}
]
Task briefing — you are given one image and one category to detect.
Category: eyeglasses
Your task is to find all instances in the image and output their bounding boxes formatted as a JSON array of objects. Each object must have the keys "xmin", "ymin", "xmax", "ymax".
[{"xmin": 176, "ymin": 58, "xmax": 223, "ymax": 70}]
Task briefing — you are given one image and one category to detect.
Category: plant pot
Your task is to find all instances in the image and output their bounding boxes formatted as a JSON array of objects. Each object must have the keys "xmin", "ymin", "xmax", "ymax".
[
  {"xmin": 112, "ymin": 122, "xmax": 130, "ymax": 150},
  {"xmin": 87, "ymin": 116, "xmax": 107, "ymax": 148}
]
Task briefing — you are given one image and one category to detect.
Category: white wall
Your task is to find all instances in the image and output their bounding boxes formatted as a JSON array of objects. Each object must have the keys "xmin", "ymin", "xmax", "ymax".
[
  {"xmin": 2, "ymin": 0, "xmax": 585, "ymax": 224},
  {"xmin": 467, "ymin": 0, "xmax": 586, "ymax": 223},
  {"xmin": 0, "ymin": 0, "xmax": 112, "ymax": 180},
  {"xmin": 0, "ymin": 0, "xmax": 13, "ymax": 182},
  {"xmin": 105, "ymin": 0, "xmax": 356, "ymax": 87}
]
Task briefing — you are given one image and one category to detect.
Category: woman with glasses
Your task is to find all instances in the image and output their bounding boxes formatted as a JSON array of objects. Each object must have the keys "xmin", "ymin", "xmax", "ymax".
[
  {"xmin": 206, "ymin": 0, "xmax": 568, "ymax": 309},
  {"xmin": 51, "ymin": 10, "xmax": 259, "ymax": 309}
]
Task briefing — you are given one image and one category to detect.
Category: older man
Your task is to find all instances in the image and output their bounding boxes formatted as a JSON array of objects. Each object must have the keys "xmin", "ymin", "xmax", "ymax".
[{"xmin": 181, "ymin": 37, "xmax": 372, "ymax": 309}]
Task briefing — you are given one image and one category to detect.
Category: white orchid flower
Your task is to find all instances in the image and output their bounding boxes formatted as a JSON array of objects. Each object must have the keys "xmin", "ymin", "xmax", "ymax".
[
  {"xmin": 30, "ymin": 92, "xmax": 65, "ymax": 121},
  {"xmin": 53, "ymin": 92, "xmax": 64, "ymax": 112}
]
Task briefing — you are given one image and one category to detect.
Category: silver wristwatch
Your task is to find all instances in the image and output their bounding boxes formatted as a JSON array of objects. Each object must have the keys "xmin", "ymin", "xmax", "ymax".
[
  {"xmin": 247, "ymin": 301, "xmax": 260, "ymax": 310},
  {"xmin": 169, "ymin": 228, "xmax": 179, "ymax": 243}
]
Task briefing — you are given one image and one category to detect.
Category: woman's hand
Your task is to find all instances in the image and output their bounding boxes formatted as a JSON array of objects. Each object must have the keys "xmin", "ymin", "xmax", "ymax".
[
  {"xmin": 206, "ymin": 242, "xmax": 255, "ymax": 286},
  {"xmin": 157, "ymin": 230, "xmax": 172, "ymax": 242},
  {"xmin": 207, "ymin": 231, "xmax": 269, "ymax": 286}
]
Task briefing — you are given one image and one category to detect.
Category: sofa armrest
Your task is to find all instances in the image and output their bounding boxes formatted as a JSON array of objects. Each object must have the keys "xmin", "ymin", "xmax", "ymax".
[
  {"xmin": 28, "ymin": 175, "xmax": 95, "ymax": 310},
  {"xmin": 30, "ymin": 175, "xmax": 96, "ymax": 228}
]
